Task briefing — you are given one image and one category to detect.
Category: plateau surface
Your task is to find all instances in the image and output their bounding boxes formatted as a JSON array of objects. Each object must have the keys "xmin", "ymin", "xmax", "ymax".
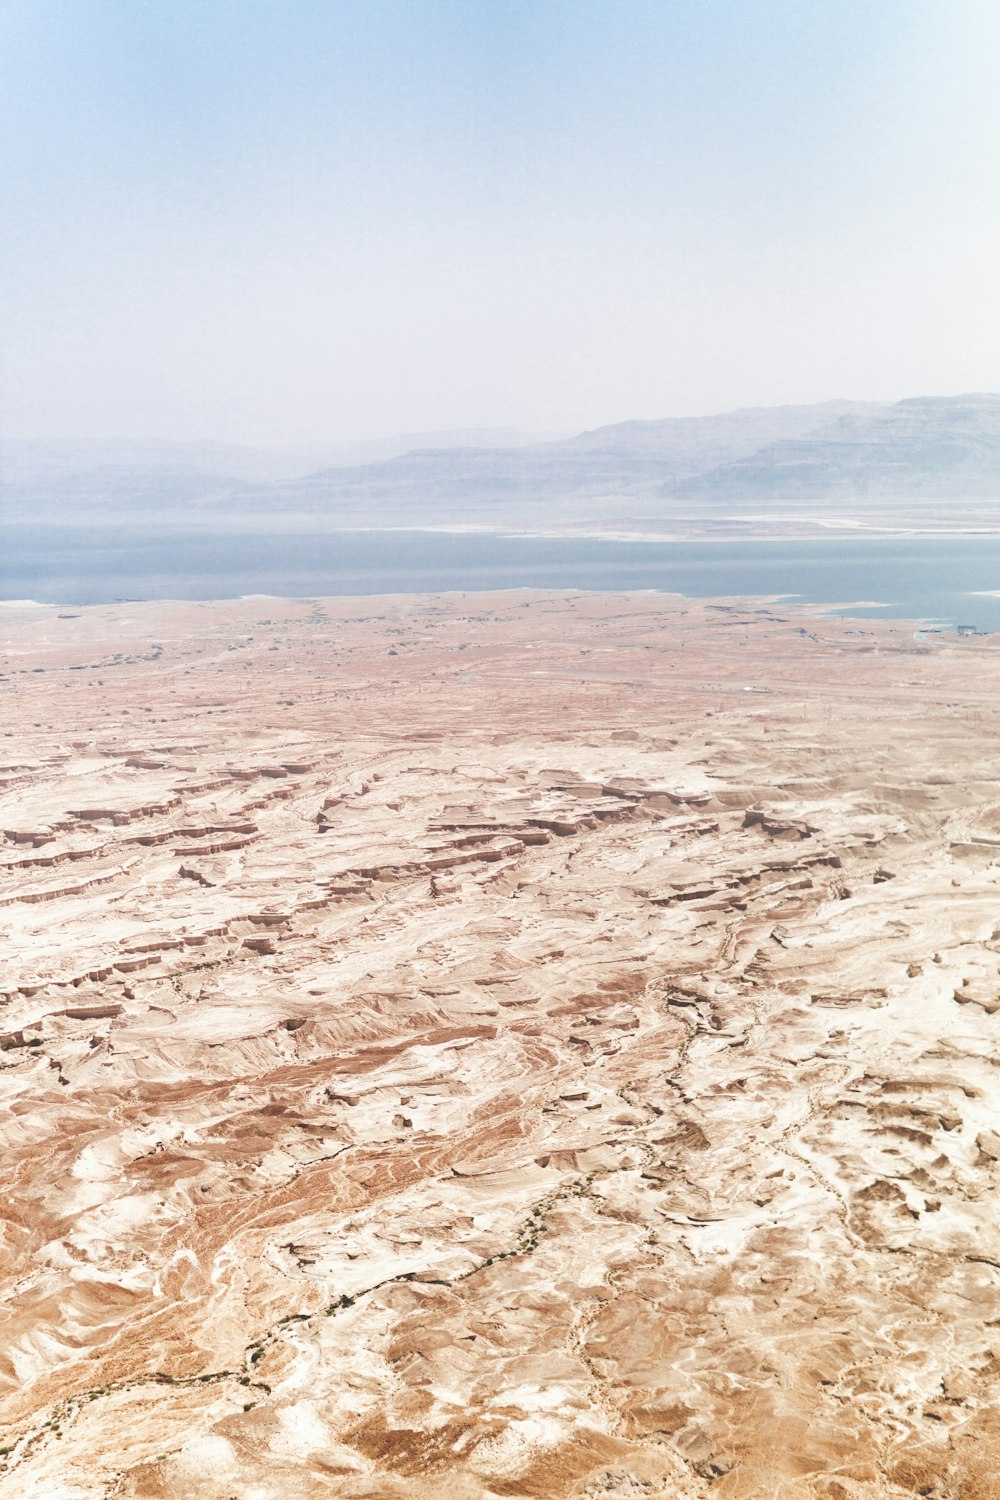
[{"xmin": 2, "ymin": 592, "xmax": 1000, "ymax": 1497}]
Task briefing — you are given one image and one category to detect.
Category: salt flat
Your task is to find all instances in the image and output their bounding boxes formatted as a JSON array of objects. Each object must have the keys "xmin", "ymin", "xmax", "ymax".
[{"xmin": 1, "ymin": 590, "xmax": 999, "ymax": 1498}]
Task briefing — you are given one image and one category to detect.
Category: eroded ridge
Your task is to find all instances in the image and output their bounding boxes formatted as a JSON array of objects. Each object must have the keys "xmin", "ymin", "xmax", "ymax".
[{"xmin": 1, "ymin": 591, "xmax": 1000, "ymax": 1499}]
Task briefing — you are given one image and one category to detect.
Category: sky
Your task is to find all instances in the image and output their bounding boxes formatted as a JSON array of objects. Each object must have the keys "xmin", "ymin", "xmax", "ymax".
[{"xmin": 2, "ymin": 0, "xmax": 999, "ymax": 444}]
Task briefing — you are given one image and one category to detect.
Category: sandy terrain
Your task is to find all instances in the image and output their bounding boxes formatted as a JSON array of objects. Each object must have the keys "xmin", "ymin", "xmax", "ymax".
[{"xmin": 1, "ymin": 589, "xmax": 1000, "ymax": 1499}]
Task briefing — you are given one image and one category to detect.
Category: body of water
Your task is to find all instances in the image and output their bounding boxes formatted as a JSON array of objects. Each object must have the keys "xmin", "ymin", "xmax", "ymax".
[{"xmin": 3, "ymin": 525, "xmax": 1000, "ymax": 632}]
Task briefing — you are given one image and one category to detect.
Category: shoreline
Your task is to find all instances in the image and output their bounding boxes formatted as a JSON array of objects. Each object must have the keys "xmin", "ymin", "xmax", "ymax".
[
  {"xmin": 0, "ymin": 584, "xmax": 990, "ymax": 647},
  {"xmin": 0, "ymin": 585, "xmax": 992, "ymax": 643},
  {"xmin": 10, "ymin": 514, "xmax": 1000, "ymax": 544},
  {"xmin": 6, "ymin": 526, "xmax": 1000, "ymax": 623}
]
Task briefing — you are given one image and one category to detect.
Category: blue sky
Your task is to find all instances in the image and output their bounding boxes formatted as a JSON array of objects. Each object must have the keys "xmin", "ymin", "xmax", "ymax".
[{"xmin": 2, "ymin": 0, "xmax": 999, "ymax": 442}]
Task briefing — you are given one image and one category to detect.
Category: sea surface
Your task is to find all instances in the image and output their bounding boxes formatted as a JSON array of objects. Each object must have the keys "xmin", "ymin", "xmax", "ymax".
[{"xmin": 4, "ymin": 525, "xmax": 1000, "ymax": 632}]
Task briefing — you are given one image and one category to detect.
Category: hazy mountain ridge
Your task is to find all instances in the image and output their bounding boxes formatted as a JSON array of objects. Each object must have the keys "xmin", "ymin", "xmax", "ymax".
[
  {"xmin": 672, "ymin": 394, "xmax": 1000, "ymax": 501},
  {"xmin": 0, "ymin": 427, "xmax": 557, "ymax": 486},
  {"xmin": 4, "ymin": 395, "xmax": 1000, "ymax": 528},
  {"xmin": 556, "ymin": 399, "xmax": 881, "ymax": 465},
  {"xmin": 234, "ymin": 394, "xmax": 1000, "ymax": 522}
]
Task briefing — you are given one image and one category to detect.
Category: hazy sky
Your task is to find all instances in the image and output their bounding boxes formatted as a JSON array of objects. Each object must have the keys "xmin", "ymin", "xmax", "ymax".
[{"xmin": 3, "ymin": 0, "xmax": 999, "ymax": 443}]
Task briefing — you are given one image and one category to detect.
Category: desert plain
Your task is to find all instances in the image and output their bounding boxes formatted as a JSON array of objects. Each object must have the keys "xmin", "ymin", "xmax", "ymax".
[{"xmin": 2, "ymin": 588, "xmax": 1000, "ymax": 1499}]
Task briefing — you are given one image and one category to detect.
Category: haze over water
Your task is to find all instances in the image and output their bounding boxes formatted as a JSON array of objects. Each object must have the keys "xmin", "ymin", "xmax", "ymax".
[{"xmin": 4, "ymin": 526, "xmax": 1000, "ymax": 634}]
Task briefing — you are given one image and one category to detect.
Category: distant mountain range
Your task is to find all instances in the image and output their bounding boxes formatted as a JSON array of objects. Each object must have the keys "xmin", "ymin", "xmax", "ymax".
[
  {"xmin": 4, "ymin": 394, "xmax": 1000, "ymax": 531},
  {"xmin": 672, "ymin": 395, "xmax": 1000, "ymax": 502}
]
